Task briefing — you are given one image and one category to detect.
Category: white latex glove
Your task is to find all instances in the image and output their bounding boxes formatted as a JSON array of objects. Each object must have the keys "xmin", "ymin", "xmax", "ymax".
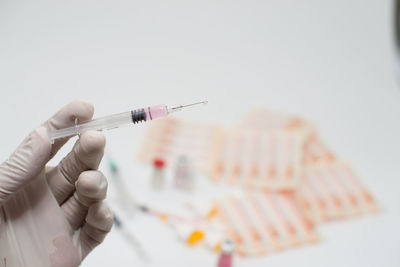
[{"xmin": 0, "ymin": 100, "xmax": 113, "ymax": 267}]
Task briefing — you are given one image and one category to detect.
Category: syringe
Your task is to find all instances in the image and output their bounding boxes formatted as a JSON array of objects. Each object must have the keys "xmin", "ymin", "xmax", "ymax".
[{"xmin": 49, "ymin": 101, "xmax": 208, "ymax": 141}]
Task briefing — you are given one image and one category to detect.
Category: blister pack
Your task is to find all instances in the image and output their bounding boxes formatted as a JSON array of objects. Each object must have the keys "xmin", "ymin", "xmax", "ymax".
[
  {"xmin": 208, "ymin": 128, "xmax": 307, "ymax": 190},
  {"xmin": 242, "ymin": 109, "xmax": 378, "ymax": 218},
  {"xmin": 297, "ymin": 161, "xmax": 378, "ymax": 222},
  {"xmin": 137, "ymin": 118, "xmax": 219, "ymax": 169},
  {"xmin": 138, "ymin": 118, "xmax": 307, "ymax": 190},
  {"xmin": 189, "ymin": 192, "xmax": 318, "ymax": 256},
  {"xmin": 137, "ymin": 108, "xmax": 379, "ymax": 257}
]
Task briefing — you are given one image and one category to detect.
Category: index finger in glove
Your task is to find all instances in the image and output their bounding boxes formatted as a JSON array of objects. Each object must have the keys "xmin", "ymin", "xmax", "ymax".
[{"xmin": 43, "ymin": 99, "xmax": 94, "ymax": 158}]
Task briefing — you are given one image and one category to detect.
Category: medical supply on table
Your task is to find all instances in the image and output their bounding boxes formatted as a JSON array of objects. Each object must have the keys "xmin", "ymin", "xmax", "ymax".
[
  {"xmin": 298, "ymin": 161, "xmax": 378, "ymax": 222},
  {"xmin": 151, "ymin": 158, "xmax": 166, "ymax": 190},
  {"xmin": 106, "ymin": 157, "xmax": 201, "ymax": 222},
  {"xmin": 108, "ymin": 157, "xmax": 139, "ymax": 216},
  {"xmin": 185, "ymin": 192, "xmax": 317, "ymax": 257},
  {"xmin": 239, "ymin": 108, "xmax": 312, "ymax": 132},
  {"xmin": 107, "ymin": 157, "xmax": 201, "ymax": 222},
  {"xmin": 138, "ymin": 118, "xmax": 306, "ymax": 190},
  {"xmin": 174, "ymin": 155, "xmax": 195, "ymax": 191},
  {"xmin": 107, "ymin": 156, "xmax": 209, "ymax": 251},
  {"xmin": 136, "ymin": 107, "xmax": 379, "ymax": 257},
  {"xmin": 169, "ymin": 213, "xmax": 227, "ymax": 248},
  {"xmin": 138, "ymin": 111, "xmax": 378, "ymax": 218},
  {"xmin": 218, "ymin": 192, "xmax": 317, "ymax": 255},
  {"xmin": 137, "ymin": 204, "xmax": 218, "ymax": 247},
  {"xmin": 138, "ymin": 117, "xmax": 218, "ymax": 170},
  {"xmin": 172, "ymin": 221, "xmax": 205, "ymax": 245},
  {"xmin": 137, "ymin": 204, "xmax": 203, "ymax": 224},
  {"xmin": 217, "ymin": 240, "xmax": 235, "ymax": 267},
  {"xmin": 241, "ymin": 109, "xmax": 379, "ymax": 221},
  {"xmin": 178, "ymin": 202, "xmax": 225, "ymax": 251},
  {"xmin": 209, "ymin": 129, "xmax": 306, "ymax": 190},
  {"xmin": 113, "ymin": 212, "xmax": 149, "ymax": 261},
  {"xmin": 48, "ymin": 101, "xmax": 207, "ymax": 141}
]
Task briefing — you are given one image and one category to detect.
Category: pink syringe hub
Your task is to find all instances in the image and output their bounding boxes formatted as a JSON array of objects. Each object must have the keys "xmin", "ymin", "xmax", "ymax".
[{"xmin": 145, "ymin": 104, "xmax": 169, "ymax": 121}]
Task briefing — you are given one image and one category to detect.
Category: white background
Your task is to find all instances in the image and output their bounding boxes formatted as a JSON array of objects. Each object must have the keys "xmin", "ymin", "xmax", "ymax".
[{"xmin": 1, "ymin": 0, "xmax": 400, "ymax": 266}]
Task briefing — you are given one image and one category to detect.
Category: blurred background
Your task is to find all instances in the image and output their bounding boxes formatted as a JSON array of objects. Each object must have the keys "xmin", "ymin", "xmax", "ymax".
[{"xmin": 1, "ymin": 0, "xmax": 400, "ymax": 266}]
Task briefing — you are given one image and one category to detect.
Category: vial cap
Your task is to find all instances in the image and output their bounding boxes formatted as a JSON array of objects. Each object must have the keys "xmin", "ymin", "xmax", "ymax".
[
  {"xmin": 221, "ymin": 239, "xmax": 234, "ymax": 253},
  {"xmin": 153, "ymin": 158, "xmax": 165, "ymax": 168}
]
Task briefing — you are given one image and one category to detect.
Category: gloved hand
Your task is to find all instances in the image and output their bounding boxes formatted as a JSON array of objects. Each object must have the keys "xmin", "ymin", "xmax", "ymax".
[{"xmin": 0, "ymin": 100, "xmax": 113, "ymax": 267}]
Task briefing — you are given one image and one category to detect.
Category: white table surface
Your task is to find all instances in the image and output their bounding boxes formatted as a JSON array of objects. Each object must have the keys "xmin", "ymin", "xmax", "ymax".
[{"xmin": 1, "ymin": 0, "xmax": 400, "ymax": 266}]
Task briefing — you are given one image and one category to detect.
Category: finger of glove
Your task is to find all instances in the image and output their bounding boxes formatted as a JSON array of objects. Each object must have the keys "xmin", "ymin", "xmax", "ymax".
[
  {"xmin": 42, "ymin": 99, "xmax": 94, "ymax": 158},
  {"xmin": 0, "ymin": 126, "xmax": 51, "ymax": 204},
  {"xmin": 61, "ymin": 170, "xmax": 108, "ymax": 230},
  {"xmin": 79, "ymin": 202, "xmax": 113, "ymax": 259},
  {"xmin": 46, "ymin": 131, "xmax": 106, "ymax": 204}
]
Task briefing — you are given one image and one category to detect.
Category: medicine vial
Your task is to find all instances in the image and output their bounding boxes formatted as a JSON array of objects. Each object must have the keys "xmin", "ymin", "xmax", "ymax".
[
  {"xmin": 217, "ymin": 240, "xmax": 234, "ymax": 267},
  {"xmin": 151, "ymin": 158, "xmax": 166, "ymax": 190}
]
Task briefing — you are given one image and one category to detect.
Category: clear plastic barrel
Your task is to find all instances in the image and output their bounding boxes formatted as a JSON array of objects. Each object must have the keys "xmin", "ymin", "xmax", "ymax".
[{"xmin": 49, "ymin": 111, "xmax": 132, "ymax": 140}]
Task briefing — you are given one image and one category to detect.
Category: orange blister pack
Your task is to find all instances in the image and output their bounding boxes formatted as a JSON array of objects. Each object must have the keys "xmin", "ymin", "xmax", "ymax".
[
  {"xmin": 241, "ymin": 109, "xmax": 379, "ymax": 221},
  {"xmin": 138, "ymin": 108, "xmax": 379, "ymax": 257},
  {"xmin": 137, "ymin": 117, "xmax": 220, "ymax": 169},
  {"xmin": 138, "ymin": 117, "xmax": 308, "ymax": 190},
  {"xmin": 208, "ymin": 128, "xmax": 307, "ymax": 190},
  {"xmin": 297, "ymin": 161, "xmax": 379, "ymax": 222},
  {"xmin": 191, "ymin": 192, "xmax": 318, "ymax": 256}
]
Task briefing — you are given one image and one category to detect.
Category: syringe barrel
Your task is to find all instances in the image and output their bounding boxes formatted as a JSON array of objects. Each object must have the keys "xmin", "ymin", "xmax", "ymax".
[
  {"xmin": 49, "ymin": 111, "xmax": 133, "ymax": 140},
  {"xmin": 49, "ymin": 105, "xmax": 169, "ymax": 141}
]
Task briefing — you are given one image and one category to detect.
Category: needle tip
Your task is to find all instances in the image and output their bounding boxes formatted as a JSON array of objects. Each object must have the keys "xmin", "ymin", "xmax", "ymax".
[
  {"xmin": 181, "ymin": 101, "xmax": 208, "ymax": 108},
  {"xmin": 168, "ymin": 101, "xmax": 208, "ymax": 113}
]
